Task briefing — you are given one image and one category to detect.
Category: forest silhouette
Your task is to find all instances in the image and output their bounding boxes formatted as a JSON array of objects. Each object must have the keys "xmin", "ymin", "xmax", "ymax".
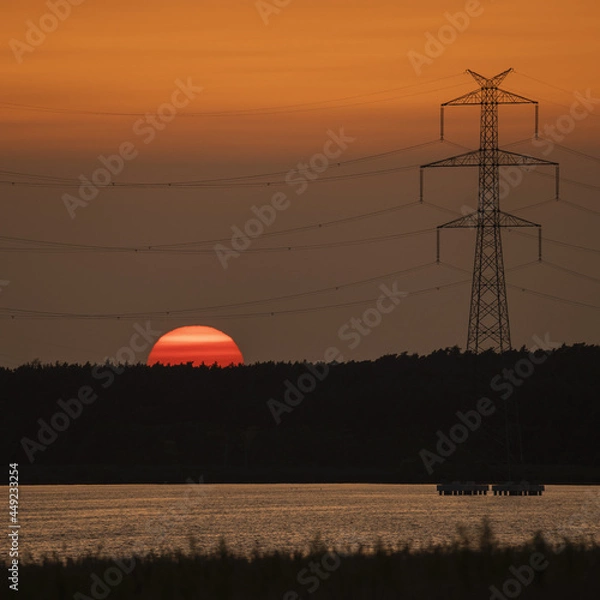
[{"xmin": 3, "ymin": 344, "xmax": 598, "ymax": 484}]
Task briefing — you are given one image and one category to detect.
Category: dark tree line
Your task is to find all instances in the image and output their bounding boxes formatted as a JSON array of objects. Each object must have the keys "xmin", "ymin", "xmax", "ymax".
[{"xmin": 1, "ymin": 344, "xmax": 599, "ymax": 484}]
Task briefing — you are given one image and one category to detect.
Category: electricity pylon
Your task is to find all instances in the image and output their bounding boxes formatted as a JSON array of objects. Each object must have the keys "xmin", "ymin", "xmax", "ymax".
[{"xmin": 420, "ymin": 68, "xmax": 560, "ymax": 353}]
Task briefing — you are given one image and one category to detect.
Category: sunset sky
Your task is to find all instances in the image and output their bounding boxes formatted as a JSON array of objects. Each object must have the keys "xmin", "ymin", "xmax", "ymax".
[{"xmin": 1, "ymin": 0, "xmax": 599, "ymax": 366}]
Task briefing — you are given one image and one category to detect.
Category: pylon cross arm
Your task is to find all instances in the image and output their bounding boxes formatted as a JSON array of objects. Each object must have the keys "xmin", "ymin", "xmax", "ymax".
[
  {"xmin": 495, "ymin": 88, "xmax": 538, "ymax": 105},
  {"xmin": 421, "ymin": 150, "xmax": 481, "ymax": 169},
  {"xmin": 437, "ymin": 210, "xmax": 539, "ymax": 230},
  {"xmin": 421, "ymin": 149, "xmax": 556, "ymax": 170},
  {"xmin": 496, "ymin": 211, "xmax": 540, "ymax": 228},
  {"xmin": 438, "ymin": 213, "xmax": 479, "ymax": 229},
  {"xmin": 496, "ymin": 150, "xmax": 558, "ymax": 167},
  {"xmin": 442, "ymin": 89, "xmax": 483, "ymax": 107},
  {"xmin": 441, "ymin": 87, "xmax": 536, "ymax": 108},
  {"xmin": 467, "ymin": 68, "xmax": 513, "ymax": 88},
  {"xmin": 436, "ymin": 211, "xmax": 542, "ymax": 265}
]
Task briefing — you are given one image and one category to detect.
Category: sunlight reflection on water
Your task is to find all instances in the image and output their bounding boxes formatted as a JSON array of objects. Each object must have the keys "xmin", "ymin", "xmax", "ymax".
[{"xmin": 15, "ymin": 484, "xmax": 600, "ymax": 561}]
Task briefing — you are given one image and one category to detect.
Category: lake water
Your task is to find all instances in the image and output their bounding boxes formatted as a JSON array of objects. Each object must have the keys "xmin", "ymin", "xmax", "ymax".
[{"xmin": 15, "ymin": 484, "xmax": 600, "ymax": 561}]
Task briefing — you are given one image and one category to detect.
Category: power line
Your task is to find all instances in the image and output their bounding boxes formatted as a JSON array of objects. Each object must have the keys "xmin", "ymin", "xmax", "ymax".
[
  {"xmin": 0, "ymin": 139, "xmax": 458, "ymax": 189},
  {"xmin": 537, "ymin": 95, "xmax": 600, "ymax": 118},
  {"xmin": 0, "ymin": 261, "xmax": 438, "ymax": 318},
  {"xmin": 543, "ymin": 142, "xmax": 600, "ymax": 164},
  {"xmin": 446, "ymin": 256, "xmax": 600, "ymax": 284},
  {"xmin": 0, "ymin": 200, "xmax": 423, "ymax": 253},
  {"xmin": 441, "ymin": 261, "xmax": 600, "ymax": 311},
  {"xmin": 0, "ymin": 75, "xmax": 467, "ymax": 118},
  {"xmin": 0, "ymin": 225, "xmax": 436, "ymax": 255},
  {"xmin": 0, "ymin": 264, "xmax": 463, "ymax": 320},
  {"xmin": 3, "ymin": 139, "xmax": 597, "ymax": 196},
  {"xmin": 541, "ymin": 259, "xmax": 600, "ymax": 284},
  {"xmin": 513, "ymin": 71, "xmax": 600, "ymax": 119},
  {"xmin": 2, "ymin": 69, "xmax": 599, "ymax": 336},
  {"xmin": 422, "ymin": 198, "xmax": 600, "ymax": 256},
  {"xmin": 511, "ymin": 195, "xmax": 600, "ymax": 217},
  {"xmin": 558, "ymin": 198, "xmax": 600, "ymax": 216},
  {"xmin": 513, "ymin": 72, "xmax": 578, "ymax": 97},
  {"xmin": 0, "ymin": 164, "xmax": 419, "ymax": 189},
  {"xmin": 421, "ymin": 200, "xmax": 461, "ymax": 218},
  {"xmin": 503, "ymin": 139, "xmax": 600, "ymax": 164},
  {"xmin": 11, "ymin": 204, "xmax": 596, "ymax": 256},
  {"xmin": 511, "ymin": 199, "xmax": 557, "ymax": 213},
  {"xmin": 440, "ymin": 138, "xmax": 600, "ymax": 198},
  {"xmin": 4, "ymin": 257, "xmax": 596, "ymax": 323},
  {"xmin": 441, "ymin": 259, "xmax": 539, "ymax": 276},
  {"xmin": 509, "ymin": 229, "xmax": 600, "ymax": 256},
  {"xmin": 508, "ymin": 284, "xmax": 600, "ymax": 311},
  {"xmin": 7, "ymin": 196, "xmax": 589, "ymax": 256}
]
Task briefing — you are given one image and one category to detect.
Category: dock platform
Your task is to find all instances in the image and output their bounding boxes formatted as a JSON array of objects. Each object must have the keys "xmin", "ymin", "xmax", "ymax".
[
  {"xmin": 436, "ymin": 482, "xmax": 489, "ymax": 495},
  {"xmin": 436, "ymin": 482, "xmax": 546, "ymax": 496},
  {"xmin": 491, "ymin": 482, "xmax": 545, "ymax": 496}
]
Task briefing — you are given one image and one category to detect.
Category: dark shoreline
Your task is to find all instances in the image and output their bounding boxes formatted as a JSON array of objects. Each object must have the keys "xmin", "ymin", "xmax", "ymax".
[
  {"xmin": 13, "ymin": 464, "xmax": 600, "ymax": 486},
  {"xmin": 5, "ymin": 347, "xmax": 599, "ymax": 490}
]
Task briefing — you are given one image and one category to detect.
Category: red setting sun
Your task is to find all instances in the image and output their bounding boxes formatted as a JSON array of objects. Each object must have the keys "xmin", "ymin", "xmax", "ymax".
[{"xmin": 147, "ymin": 326, "xmax": 243, "ymax": 368}]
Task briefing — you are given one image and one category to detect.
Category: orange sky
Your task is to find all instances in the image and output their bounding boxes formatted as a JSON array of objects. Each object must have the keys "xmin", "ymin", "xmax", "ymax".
[
  {"xmin": 2, "ymin": 0, "xmax": 599, "ymax": 158},
  {"xmin": 0, "ymin": 0, "xmax": 599, "ymax": 366}
]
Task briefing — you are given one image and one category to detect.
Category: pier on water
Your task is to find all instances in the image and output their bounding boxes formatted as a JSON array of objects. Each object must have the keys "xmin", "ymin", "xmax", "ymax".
[
  {"xmin": 491, "ymin": 483, "xmax": 545, "ymax": 496},
  {"xmin": 436, "ymin": 482, "xmax": 489, "ymax": 496},
  {"xmin": 436, "ymin": 482, "xmax": 545, "ymax": 496}
]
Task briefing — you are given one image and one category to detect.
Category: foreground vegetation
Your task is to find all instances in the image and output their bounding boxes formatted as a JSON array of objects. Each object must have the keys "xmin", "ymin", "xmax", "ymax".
[{"xmin": 12, "ymin": 525, "xmax": 600, "ymax": 599}]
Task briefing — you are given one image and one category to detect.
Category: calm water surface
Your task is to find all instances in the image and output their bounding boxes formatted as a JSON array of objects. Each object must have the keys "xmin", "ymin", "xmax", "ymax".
[{"xmin": 15, "ymin": 484, "xmax": 600, "ymax": 561}]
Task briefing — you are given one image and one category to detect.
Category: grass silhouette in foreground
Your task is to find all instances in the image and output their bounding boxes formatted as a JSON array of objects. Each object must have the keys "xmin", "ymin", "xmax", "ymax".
[{"xmin": 12, "ymin": 521, "xmax": 599, "ymax": 599}]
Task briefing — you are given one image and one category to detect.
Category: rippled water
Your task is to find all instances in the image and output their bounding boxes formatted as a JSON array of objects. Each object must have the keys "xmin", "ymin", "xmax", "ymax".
[{"xmin": 15, "ymin": 484, "xmax": 600, "ymax": 561}]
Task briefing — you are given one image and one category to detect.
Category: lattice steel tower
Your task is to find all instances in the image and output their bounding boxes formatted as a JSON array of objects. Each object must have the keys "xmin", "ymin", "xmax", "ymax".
[{"xmin": 420, "ymin": 69, "xmax": 559, "ymax": 353}]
